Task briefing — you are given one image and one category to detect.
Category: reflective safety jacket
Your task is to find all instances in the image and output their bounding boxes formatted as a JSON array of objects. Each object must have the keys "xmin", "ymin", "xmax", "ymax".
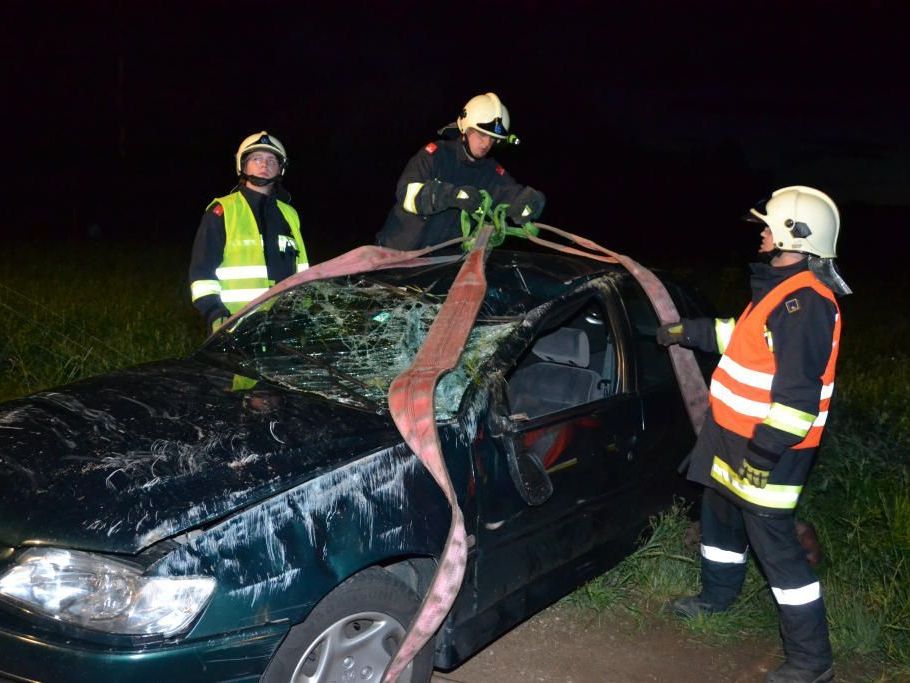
[
  {"xmin": 710, "ymin": 270, "xmax": 841, "ymax": 450},
  {"xmin": 682, "ymin": 262, "xmax": 841, "ymax": 514},
  {"xmin": 190, "ymin": 189, "xmax": 308, "ymax": 320}
]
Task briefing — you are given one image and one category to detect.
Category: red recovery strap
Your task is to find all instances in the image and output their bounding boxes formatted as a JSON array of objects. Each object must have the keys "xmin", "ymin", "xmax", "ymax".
[
  {"xmin": 382, "ymin": 223, "xmax": 708, "ymax": 682},
  {"xmin": 209, "ymin": 226, "xmax": 707, "ymax": 683},
  {"xmin": 382, "ymin": 225, "xmax": 495, "ymax": 681},
  {"xmin": 208, "ymin": 239, "xmax": 466, "ymax": 333}
]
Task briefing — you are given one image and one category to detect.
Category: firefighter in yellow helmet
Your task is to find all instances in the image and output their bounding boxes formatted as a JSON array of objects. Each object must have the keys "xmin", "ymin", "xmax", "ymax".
[
  {"xmin": 189, "ymin": 131, "xmax": 309, "ymax": 331},
  {"xmin": 659, "ymin": 186, "xmax": 850, "ymax": 683},
  {"xmin": 376, "ymin": 92, "xmax": 545, "ymax": 250}
]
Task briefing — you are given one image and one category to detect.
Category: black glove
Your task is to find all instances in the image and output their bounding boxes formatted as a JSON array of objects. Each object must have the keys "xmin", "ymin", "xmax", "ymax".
[
  {"xmin": 507, "ymin": 187, "xmax": 545, "ymax": 224},
  {"xmin": 737, "ymin": 459, "xmax": 770, "ymax": 488},
  {"xmin": 451, "ymin": 185, "xmax": 483, "ymax": 213},
  {"xmin": 656, "ymin": 322, "xmax": 685, "ymax": 346},
  {"xmin": 206, "ymin": 306, "xmax": 231, "ymax": 332}
]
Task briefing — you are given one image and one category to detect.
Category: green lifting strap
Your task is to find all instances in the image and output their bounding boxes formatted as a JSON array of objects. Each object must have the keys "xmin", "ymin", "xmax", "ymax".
[{"xmin": 460, "ymin": 190, "xmax": 540, "ymax": 252}]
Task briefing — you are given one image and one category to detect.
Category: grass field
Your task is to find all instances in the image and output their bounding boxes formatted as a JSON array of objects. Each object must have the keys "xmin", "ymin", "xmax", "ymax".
[
  {"xmin": 0, "ymin": 242, "xmax": 199, "ymax": 399},
  {"xmin": 1, "ymin": 241, "xmax": 907, "ymax": 680}
]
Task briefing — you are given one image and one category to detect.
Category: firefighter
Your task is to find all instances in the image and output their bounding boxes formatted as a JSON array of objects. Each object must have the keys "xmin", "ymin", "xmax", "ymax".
[
  {"xmin": 376, "ymin": 92, "xmax": 545, "ymax": 251},
  {"xmin": 189, "ymin": 131, "xmax": 308, "ymax": 331},
  {"xmin": 659, "ymin": 186, "xmax": 850, "ymax": 683}
]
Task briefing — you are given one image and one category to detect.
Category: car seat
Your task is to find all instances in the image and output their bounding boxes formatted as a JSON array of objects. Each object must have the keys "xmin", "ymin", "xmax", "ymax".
[{"xmin": 507, "ymin": 328, "xmax": 606, "ymax": 419}]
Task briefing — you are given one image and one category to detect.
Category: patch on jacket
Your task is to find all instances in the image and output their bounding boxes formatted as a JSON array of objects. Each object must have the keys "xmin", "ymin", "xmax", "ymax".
[
  {"xmin": 785, "ymin": 297, "xmax": 801, "ymax": 313},
  {"xmin": 211, "ymin": 203, "xmax": 224, "ymax": 217},
  {"xmin": 424, "ymin": 142, "xmax": 438, "ymax": 154},
  {"xmin": 495, "ymin": 164, "xmax": 506, "ymax": 176}
]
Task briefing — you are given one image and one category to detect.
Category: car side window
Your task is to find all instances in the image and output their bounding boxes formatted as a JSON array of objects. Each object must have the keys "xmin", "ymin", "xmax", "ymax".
[
  {"xmin": 619, "ymin": 278, "xmax": 675, "ymax": 391},
  {"xmin": 505, "ymin": 299, "xmax": 617, "ymax": 419}
]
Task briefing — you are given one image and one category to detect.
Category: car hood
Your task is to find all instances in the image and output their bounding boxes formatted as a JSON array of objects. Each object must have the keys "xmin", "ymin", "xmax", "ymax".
[{"xmin": 0, "ymin": 358, "xmax": 403, "ymax": 554}]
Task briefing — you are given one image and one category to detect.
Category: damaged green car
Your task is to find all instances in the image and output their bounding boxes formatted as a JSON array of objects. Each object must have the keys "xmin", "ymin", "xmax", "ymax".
[{"xmin": 0, "ymin": 250, "xmax": 708, "ymax": 682}]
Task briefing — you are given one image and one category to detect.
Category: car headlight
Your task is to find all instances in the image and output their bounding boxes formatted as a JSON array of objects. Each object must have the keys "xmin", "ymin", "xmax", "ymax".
[{"xmin": 0, "ymin": 548, "xmax": 215, "ymax": 636}]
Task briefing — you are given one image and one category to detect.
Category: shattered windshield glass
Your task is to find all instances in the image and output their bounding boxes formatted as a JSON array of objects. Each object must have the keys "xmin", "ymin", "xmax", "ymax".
[{"xmin": 210, "ymin": 278, "xmax": 518, "ymax": 418}]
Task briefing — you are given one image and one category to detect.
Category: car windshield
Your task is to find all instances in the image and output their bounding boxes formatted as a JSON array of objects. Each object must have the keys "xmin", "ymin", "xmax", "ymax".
[{"xmin": 201, "ymin": 277, "xmax": 519, "ymax": 418}]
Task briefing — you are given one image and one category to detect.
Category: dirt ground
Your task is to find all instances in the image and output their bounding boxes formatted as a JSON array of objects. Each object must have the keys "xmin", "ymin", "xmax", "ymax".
[{"xmin": 430, "ymin": 602, "xmax": 879, "ymax": 683}]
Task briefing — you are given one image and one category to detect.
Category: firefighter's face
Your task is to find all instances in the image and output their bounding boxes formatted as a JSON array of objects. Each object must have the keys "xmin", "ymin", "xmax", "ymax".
[
  {"xmin": 465, "ymin": 129, "xmax": 494, "ymax": 158},
  {"xmin": 244, "ymin": 152, "xmax": 281, "ymax": 179},
  {"xmin": 759, "ymin": 226, "xmax": 775, "ymax": 253}
]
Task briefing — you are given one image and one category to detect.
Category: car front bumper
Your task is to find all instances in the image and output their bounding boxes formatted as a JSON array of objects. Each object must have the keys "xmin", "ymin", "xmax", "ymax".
[{"xmin": 0, "ymin": 621, "xmax": 288, "ymax": 683}]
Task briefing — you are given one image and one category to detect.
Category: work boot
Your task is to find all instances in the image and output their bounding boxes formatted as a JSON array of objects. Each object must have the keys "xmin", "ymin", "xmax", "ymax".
[
  {"xmin": 669, "ymin": 595, "xmax": 724, "ymax": 620},
  {"xmin": 764, "ymin": 661, "xmax": 834, "ymax": 683}
]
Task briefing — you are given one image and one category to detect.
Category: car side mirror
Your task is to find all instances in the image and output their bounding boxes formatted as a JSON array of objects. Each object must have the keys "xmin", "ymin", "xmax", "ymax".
[
  {"xmin": 487, "ymin": 377, "xmax": 555, "ymax": 506},
  {"xmin": 503, "ymin": 437, "xmax": 554, "ymax": 506}
]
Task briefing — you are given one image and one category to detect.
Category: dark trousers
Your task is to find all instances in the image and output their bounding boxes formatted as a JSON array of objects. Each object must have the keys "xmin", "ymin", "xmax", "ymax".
[{"xmin": 699, "ymin": 488, "xmax": 832, "ymax": 671}]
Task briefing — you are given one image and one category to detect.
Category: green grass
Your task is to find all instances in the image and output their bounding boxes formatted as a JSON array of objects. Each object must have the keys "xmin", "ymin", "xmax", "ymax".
[
  {"xmin": 0, "ymin": 242, "xmax": 200, "ymax": 401},
  {"xmin": 808, "ymin": 421, "xmax": 910, "ymax": 666}
]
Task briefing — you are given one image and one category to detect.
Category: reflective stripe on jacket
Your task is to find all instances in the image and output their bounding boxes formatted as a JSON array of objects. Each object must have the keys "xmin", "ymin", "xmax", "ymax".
[
  {"xmin": 709, "ymin": 270, "xmax": 841, "ymax": 450},
  {"xmin": 203, "ymin": 192, "xmax": 306, "ymax": 314}
]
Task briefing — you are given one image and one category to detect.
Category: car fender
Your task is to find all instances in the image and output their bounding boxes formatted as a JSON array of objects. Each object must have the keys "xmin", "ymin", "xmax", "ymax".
[{"xmin": 149, "ymin": 438, "xmax": 471, "ymax": 640}]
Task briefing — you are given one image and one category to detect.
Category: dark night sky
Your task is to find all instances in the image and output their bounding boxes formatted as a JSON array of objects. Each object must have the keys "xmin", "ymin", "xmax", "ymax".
[{"xmin": 2, "ymin": 1, "xmax": 908, "ymax": 271}]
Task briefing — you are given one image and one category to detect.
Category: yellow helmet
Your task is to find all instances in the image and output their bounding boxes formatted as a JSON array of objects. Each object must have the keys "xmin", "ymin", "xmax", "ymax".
[
  {"xmin": 457, "ymin": 92, "xmax": 510, "ymax": 140},
  {"xmin": 234, "ymin": 131, "xmax": 288, "ymax": 176},
  {"xmin": 749, "ymin": 186, "xmax": 840, "ymax": 258}
]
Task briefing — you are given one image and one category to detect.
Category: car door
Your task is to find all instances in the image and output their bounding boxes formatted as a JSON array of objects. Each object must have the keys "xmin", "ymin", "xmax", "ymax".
[
  {"xmin": 614, "ymin": 274, "xmax": 702, "ymax": 513},
  {"xmin": 472, "ymin": 288, "xmax": 643, "ymax": 612}
]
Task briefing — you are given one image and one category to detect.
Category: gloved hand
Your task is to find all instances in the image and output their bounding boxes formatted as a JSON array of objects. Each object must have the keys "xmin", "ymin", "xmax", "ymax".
[
  {"xmin": 737, "ymin": 459, "xmax": 770, "ymax": 488},
  {"xmin": 207, "ymin": 307, "xmax": 231, "ymax": 333},
  {"xmin": 451, "ymin": 185, "xmax": 483, "ymax": 213},
  {"xmin": 507, "ymin": 187, "xmax": 545, "ymax": 224},
  {"xmin": 656, "ymin": 322, "xmax": 685, "ymax": 346}
]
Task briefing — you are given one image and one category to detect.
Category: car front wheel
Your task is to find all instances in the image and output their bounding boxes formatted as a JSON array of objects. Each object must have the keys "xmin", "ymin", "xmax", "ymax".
[{"xmin": 261, "ymin": 567, "xmax": 434, "ymax": 683}]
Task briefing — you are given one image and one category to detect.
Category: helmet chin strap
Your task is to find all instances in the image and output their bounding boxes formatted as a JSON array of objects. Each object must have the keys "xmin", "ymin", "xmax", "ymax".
[
  {"xmin": 240, "ymin": 173, "xmax": 277, "ymax": 187},
  {"xmin": 758, "ymin": 248, "xmax": 781, "ymax": 263}
]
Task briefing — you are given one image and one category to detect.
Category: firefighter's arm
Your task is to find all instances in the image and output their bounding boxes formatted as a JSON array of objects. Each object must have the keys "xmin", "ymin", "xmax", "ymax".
[
  {"xmin": 749, "ymin": 289, "xmax": 837, "ymax": 465},
  {"xmin": 656, "ymin": 317, "xmax": 729, "ymax": 353},
  {"xmin": 189, "ymin": 206, "xmax": 231, "ymax": 327},
  {"xmin": 395, "ymin": 145, "xmax": 481, "ymax": 215}
]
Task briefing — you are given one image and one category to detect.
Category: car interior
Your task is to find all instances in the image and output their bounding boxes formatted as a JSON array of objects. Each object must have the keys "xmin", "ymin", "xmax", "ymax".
[{"xmin": 506, "ymin": 301, "xmax": 617, "ymax": 420}]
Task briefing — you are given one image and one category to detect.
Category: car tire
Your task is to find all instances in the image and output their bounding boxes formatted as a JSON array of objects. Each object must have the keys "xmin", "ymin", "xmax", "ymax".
[{"xmin": 261, "ymin": 566, "xmax": 434, "ymax": 683}]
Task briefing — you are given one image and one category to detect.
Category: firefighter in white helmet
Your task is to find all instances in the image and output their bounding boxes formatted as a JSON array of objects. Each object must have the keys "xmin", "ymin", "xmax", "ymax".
[
  {"xmin": 659, "ymin": 186, "xmax": 849, "ymax": 683},
  {"xmin": 189, "ymin": 131, "xmax": 309, "ymax": 331},
  {"xmin": 376, "ymin": 92, "xmax": 545, "ymax": 250}
]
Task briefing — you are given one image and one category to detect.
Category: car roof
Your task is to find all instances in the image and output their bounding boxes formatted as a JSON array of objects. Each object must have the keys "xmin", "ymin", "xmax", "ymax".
[{"xmin": 364, "ymin": 250, "xmax": 624, "ymax": 318}]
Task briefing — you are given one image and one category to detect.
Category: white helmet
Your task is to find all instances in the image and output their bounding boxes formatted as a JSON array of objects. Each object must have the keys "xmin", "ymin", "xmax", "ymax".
[
  {"xmin": 749, "ymin": 185, "xmax": 840, "ymax": 258},
  {"xmin": 234, "ymin": 131, "xmax": 288, "ymax": 176},
  {"xmin": 457, "ymin": 92, "xmax": 510, "ymax": 140}
]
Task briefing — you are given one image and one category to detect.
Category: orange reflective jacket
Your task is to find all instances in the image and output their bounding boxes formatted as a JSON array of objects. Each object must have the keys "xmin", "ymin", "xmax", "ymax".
[{"xmin": 709, "ymin": 271, "xmax": 841, "ymax": 449}]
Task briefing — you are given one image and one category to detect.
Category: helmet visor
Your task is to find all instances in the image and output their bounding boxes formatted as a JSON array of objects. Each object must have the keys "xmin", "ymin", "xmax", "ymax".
[
  {"xmin": 242, "ymin": 146, "xmax": 286, "ymax": 169},
  {"xmin": 475, "ymin": 117, "xmax": 508, "ymax": 138},
  {"xmin": 745, "ymin": 197, "xmax": 813, "ymax": 238},
  {"xmin": 744, "ymin": 196, "xmax": 770, "ymax": 224}
]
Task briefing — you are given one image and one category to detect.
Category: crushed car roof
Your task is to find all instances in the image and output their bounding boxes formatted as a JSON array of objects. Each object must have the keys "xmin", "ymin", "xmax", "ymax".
[{"xmin": 364, "ymin": 250, "xmax": 622, "ymax": 318}]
